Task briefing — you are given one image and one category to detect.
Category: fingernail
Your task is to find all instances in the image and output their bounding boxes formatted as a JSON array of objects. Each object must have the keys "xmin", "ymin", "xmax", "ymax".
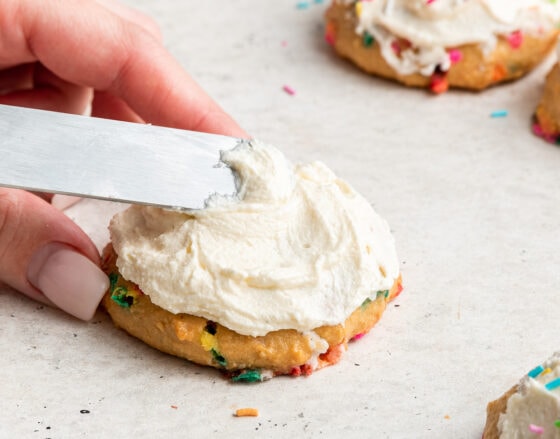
[{"xmin": 27, "ymin": 243, "xmax": 109, "ymax": 320}]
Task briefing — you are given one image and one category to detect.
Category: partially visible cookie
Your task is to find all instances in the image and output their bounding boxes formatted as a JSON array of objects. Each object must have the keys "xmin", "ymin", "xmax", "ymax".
[
  {"xmin": 325, "ymin": 0, "xmax": 560, "ymax": 93},
  {"xmin": 483, "ymin": 353, "xmax": 560, "ymax": 438},
  {"xmin": 534, "ymin": 61, "xmax": 560, "ymax": 143}
]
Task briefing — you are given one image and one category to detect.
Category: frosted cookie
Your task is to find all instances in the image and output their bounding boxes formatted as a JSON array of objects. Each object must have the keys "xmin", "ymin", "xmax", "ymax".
[
  {"xmin": 483, "ymin": 352, "xmax": 560, "ymax": 438},
  {"xmin": 534, "ymin": 43, "xmax": 560, "ymax": 143},
  {"xmin": 102, "ymin": 141, "xmax": 402, "ymax": 381},
  {"xmin": 325, "ymin": 0, "xmax": 560, "ymax": 93}
]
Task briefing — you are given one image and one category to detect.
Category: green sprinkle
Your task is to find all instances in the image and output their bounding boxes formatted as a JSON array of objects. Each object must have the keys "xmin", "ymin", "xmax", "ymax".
[
  {"xmin": 109, "ymin": 272, "xmax": 119, "ymax": 290},
  {"xmin": 211, "ymin": 348, "xmax": 227, "ymax": 367},
  {"xmin": 360, "ymin": 298, "xmax": 372, "ymax": 310},
  {"xmin": 376, "ymin": 290, "xmax": 389, "ymax": 299},
  {"xmin": 111, "ymin": 286, "xmax": 132, "ymax": 308},
  {"xmin": 232, "ymin": 369, "xmax": 262, "ymax": 383},
  {"xmin": 555, "ymin": 419, "xmax": 560, "ymax": 428},
  {"xmin": 362, "ymin": 32, "xmax": 374, "ymax": 47}
]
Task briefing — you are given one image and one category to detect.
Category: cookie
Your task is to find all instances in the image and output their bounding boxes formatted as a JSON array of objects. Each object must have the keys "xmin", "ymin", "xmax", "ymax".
[
  {"xmin": 325, "ymin": 0, "xmax": 560, "ymax": 93},
  {"xmin": 534, "ymin": 62, "xmax": 560, "ymax": 143},
  {"xmin": 102, "ymin": 140, "xmax": 402, "ymax": 381},
  {"xmin": 483, "ymin": 353, "xmax": 560, "ymax": 438}
]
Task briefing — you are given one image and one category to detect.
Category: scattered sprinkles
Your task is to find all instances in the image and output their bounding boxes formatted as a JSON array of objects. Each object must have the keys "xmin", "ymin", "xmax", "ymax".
[
  {"xmin": 528, "ymin": 365, "xmax": 545, "ymax": 378},
  {"xmin": 528, "ymin": 424, "xmax": 545, "ymax": 434},
  {"xmin": 283, "ymin": 85, "xmax": 296, "ymax": 96},
  {"xmin": 490, "ymin": 109, "xmax": 508, "ymax": 118},
  {"xmin": 448, "ymin": 49, "xmax": 462, "ymax": 64},
  {"xmin": 296, "ymin": 1, "xmax": 310, "ymax": 9},
  {"xmin": 545, "ymin": 377, "xmax": 560, "ymax": 391},
  {"xmin": 507, "ymin": 30, "xmax": 524, "ymax": 49},
  {"xmin": 235, "ymin": 408, "xmax": 259, "ymax": 417}
]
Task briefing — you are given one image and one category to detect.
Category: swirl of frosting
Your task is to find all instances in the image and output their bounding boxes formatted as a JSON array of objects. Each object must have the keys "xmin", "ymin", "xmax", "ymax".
[
  {"xmin": 353, "ymin": 0, "xmax": 560, "ymax": 76},
  {"xmin": 110, "ymin": 141, "xmax": 399, "ymax": 337}
]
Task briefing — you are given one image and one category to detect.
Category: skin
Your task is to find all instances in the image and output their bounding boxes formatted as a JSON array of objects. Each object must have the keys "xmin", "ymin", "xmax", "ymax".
[{"xmin": 0, "ymin": 0, "xmax": 246, "ymax": 307}]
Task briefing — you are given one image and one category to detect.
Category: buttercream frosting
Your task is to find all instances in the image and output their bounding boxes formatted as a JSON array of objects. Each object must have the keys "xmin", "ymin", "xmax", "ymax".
[
  {"xmin": 109, "ymin": 140, "xmax": 399, "ymax": 337},
  {"xmin": 347, "ymin": 0, "xmax": 560, "ymax": 76},
  {"xmin": 498, "ymin": 352, "xmax": 560, "ymax": 438}
]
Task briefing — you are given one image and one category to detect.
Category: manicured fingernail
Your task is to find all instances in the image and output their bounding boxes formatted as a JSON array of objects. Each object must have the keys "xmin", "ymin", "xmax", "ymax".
[{"xmin": 27, "ymin": 243, "xmax": 109, "ymax": 320}]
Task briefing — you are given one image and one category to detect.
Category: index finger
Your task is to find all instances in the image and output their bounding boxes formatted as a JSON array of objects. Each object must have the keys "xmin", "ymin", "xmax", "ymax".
[{"xmin": 12, "ymin": 0, "xmax": 247, "ymax": 137}]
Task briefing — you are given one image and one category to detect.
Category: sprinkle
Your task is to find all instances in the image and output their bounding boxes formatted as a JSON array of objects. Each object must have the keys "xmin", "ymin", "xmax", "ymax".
[
  {"xmin": 235, "ymin": 408, "xmax": 259, "ymax": 417},
  {"xmin": 490, "ymin": 109, "xmax": 508, "ymax": 118},
  {"xmin": 448, "ymin": 49, "xmax": 462, "ymax": 64},
  {"xmin": 430, "ymin": 72, "xmax": 448, "ymax": 94},
  {"xmin": 543, "ymin": 368, "xmax": 553, "ymax": 375},
  {"xmin": 283, "ymin": 85, "xmax": 296, "ymax": 95},
  {"xmin": 296, "ymin": 1, "xmax": 310, "ymax": 9},
  {"xmin": 325, "ymin": 21, "xmax": 336, "ymax": 46},
  {"xmin": 528, "ymin": 365, "xmax": 545, "ymax": 378},
  {"xmin": 80, "ymin": 410, "xmax": 90, "ymax": 414},
  {"xmin": 352, "ymin": 332, "xmax": 366, "ymax": 341},
  {"xmin": 554, "ymin": 420, "xmax": 560, "ymax": 428},
  {"xmin": 362, "ymin": 31, "xmax": 374, "ymax": 47},
  {"xmin": 355, "ymin": 1, "xmax": 363, "ymax": 17},
  {"xmin": 314, "ymin": 0, "xmax": 324, "ymax": 3},
  {"xmin": 426, "ymin": 0, "xmax": 436, "ymax": 4},
  {"xmin": 171, "ymin": 405, "xmax": 178, "ymax": 409},
  {"xmin": 508, "ymin": 30, "xmax": 523, "ymax": 49},
  {"xmin": 281, "ymin": 40, "xmax": 288, "ymax": 47},
  {"xmin": 545, "ymin": 377, "xmax": 560, "ymax": 391},
  {"xmin": 211, "ymin": 348, "xmax": 227, "ymax": 367},
  {"xmin": 529, "ymin": 424, "xmax": 544, "ymax": 434},
  {"xmin": 232, "ymin": 370, "xmax": 263, "ymax": 383}
]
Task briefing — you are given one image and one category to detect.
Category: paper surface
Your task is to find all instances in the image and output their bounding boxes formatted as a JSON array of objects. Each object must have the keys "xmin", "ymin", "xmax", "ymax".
[{"xmin": 3, "ymin": 1, "xmax": 560, "ymax": 437}]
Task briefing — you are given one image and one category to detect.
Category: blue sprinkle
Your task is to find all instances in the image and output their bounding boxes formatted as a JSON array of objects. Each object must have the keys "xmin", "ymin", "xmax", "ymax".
[
  {"xmin": 296, "ymin": 1, "xmax": 310, "ymax": 9},
  {"xmin": 314, "ymin": 0, "xmax": 324, "ymax": 3},
  {"xmin": 528, "ymin": 365, "xmax": 544, "ymax": 378},
  {"xmin": 490, "ymin": 109, "xmax": 508, "ymax": 118},
  {"xmin": 545, "ymin": 377, "xmax": 560, "ymax": 391}
]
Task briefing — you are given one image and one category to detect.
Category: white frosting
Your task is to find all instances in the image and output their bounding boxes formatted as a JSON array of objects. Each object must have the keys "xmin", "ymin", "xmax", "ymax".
[
  {"xmin": 349, "ymin": 0, "xmax": 560, "ymax": 76},
  {"xmin": 110, "ymin": 140, "xmax": 399, "ymax": 337},
  {"xmin": 498, "ymin": 352, "xmax": 560, "ymax": 438}
]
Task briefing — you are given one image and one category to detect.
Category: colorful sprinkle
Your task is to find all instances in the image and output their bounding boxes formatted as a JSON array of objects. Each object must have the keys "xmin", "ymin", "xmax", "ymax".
[
  {"xmin": 211, "ymin": 348, "xmax": 227, "ymax": 367},
  {"xmin": 490, "ymin": 109, "xmax": 508, "ymax": 118},
  {"xmin": 231, "ymin": 369, "xmax": 263, "ymax": 383},
  {"xmin": 528, "ymin": 424, "xmax": 544, "ymax": 434},
  {"xmin": 430, "ymin": 72, "xmax": 449, "ymax": 94},
  {"xmin": 554, "ymin": 419, "xmax": 560, "ymax": 428},
  {"xmin": 508, "ymin": 30, "xmax": 524, "ymax": 49},
  {"xmin": 296, "ymin": 1, "xmax": 310, "ymax": 9},
  {"xmin": 235, "ymin": 408, "xmax": 259, "ymax": 417},
  {"xmin": 355, "ymin": 1, "xmax": 363, "ymax": 17},
  {"xmin": 545, "ymin": 377, "xmax": 560, "ymax": 391},
  {"xmin": 360, "ymin": 297, "xmax": 372, "ymax": 310},
  {"xmin": 283, "ymin": 85, "xmax": 296, "ymax": 96},
  {"xmin": 448, "ymin": 49, "xmax": 462, "ymax": 64},
  {"xmin": 528, "ymin": 365, "xmax": 545, "ymax": 378},
  {"xmin": 362, "ymin": 31, "xmax": 374, "ymax": 47},
  {"xmin": 352, "ymin": 332, "xmax": 366, "ymax": 341},
  {"xmin": 543, "ymin": 368, "xmax": 553, "ymax": 375},
  {"xmin": 325, "ymin": 21, "xmax": 336, "ymax": 46}
]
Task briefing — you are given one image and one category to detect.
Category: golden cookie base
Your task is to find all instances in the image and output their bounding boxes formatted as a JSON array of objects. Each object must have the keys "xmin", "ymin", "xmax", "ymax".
[{"xmin": 101, "ymin": 244, "xmax": 402, "ymax": 377}]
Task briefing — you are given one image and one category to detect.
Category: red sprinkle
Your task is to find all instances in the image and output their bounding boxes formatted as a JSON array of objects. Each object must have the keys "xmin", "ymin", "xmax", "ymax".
[
  {"xmin": 448, "ymin": 49, "xmax": 462, "ymax": 64},
  {"xmin": 508, "ymin": 30, "xmax": 523, "ymax": 49},
  {"xmin": 283, "ymin": 85, "xmax": 296, "ymax": 96},
  {"xmin": 430, "ymin": 73, "xmax": 449, "ymax": 94}
]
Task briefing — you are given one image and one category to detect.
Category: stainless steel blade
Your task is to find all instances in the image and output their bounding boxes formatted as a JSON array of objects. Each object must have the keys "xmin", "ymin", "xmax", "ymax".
[{"xmin": 0, "ymin": 105, "xmax": 240, "ymax": 210}]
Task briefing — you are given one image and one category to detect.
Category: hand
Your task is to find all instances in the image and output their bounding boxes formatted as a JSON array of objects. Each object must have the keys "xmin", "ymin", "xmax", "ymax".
[{"xmin": 0, "ymin": 0, "xmax": 247, "ymax": 320}]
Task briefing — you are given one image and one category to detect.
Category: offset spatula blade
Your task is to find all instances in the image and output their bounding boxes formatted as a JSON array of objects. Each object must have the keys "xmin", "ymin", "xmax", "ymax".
[{"xmin": 0, "ymin": 105, "xmax": 240, "ymax": 210}]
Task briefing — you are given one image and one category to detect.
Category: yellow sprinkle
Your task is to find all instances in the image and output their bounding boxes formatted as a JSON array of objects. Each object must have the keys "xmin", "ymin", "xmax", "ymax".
[
  {"xmin": 379, "ymin": 265, "xmax": 386, "ymax": 276},
  {"xmin": 543, "ymin": 368, "xmax": 552, "ymax": 375},
  {"xmin": 355, "ymin": 1, "xmax": 362, "ymax": 17},
  {"xmin": 235, "ymin": 408, "xmax": 259, "ymax": 417},
  {"xmin": 200, "ymin": 331, "xmax": 217, "ymax": 351}
]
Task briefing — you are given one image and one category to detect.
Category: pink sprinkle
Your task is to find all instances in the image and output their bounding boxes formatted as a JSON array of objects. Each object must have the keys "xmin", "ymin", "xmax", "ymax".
[
  {"xmin": 283, "ymin": 85, "xmax": 296, "ymax": 96},
  {"xmin": 508, "ymin": 30, "xmax": 523, "ymax": 49},
  {"xmin": 529, "ymin": 424, "xmax": 544, "ymax": 434},
  {"xmin": 448, "ymin": 49, "xmax": 462, "ymax": 64},
  {"xmin": 352, "ymin": 332, "xmax": 366, "ymax": 341},
  {"xmin": 426, "ymin": 0, "xmax": 436, "ymax": 4},
  {"xmin": 391, "ymin": 40, "xmax": 401, "ymax": 55},
  {"xmin": 281, "ymin": 40, "xmax": 288, "ymax": 47}
]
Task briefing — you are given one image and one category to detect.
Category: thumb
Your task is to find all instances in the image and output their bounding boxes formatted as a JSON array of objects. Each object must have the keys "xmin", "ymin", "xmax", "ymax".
[{"xmin": 0, "ymin": 189, "xmax": 109, "ymax": 320}]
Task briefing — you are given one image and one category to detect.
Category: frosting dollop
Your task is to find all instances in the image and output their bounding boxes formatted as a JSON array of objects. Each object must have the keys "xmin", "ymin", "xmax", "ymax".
[
  {"xmin": 498, "ymin": 352, "xmax": 560, "ymax": 438},
  {"xmin": 110, "ymin": 141, "xmax": 399, "ymax": 337},
  {"xmin": 350, "ymin": 0, "xmax": 560, "ymax": 76}
]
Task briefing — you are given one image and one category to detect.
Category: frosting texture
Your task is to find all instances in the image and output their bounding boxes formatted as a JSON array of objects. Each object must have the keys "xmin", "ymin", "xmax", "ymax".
[
  {"xmin": 498, "ymin": 352, "xmax": 560, "ymax": 438},
  {"xmin": 110, "ymin": 141, "xmax": 399, "ymax": 337},
  {"xmin": 349, "ymin": 0, "xmax": 560, "ymax": 76}
]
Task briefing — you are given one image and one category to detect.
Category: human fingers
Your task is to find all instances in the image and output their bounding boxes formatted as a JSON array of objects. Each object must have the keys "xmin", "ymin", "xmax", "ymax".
[
  {"xmin": 0, "ymin": 63, "xmax": 92, "ymax": 114},
  {"xmin": 91, "ymin": 90, "xmax": 144, "ymax": 123},
  {"xmin": 0, "ymin": 189, "xmax": 108, "ymax": 320},
  {"xmin": 14, "ymin": 0, "xmax": 247, "ymax": 137}
]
